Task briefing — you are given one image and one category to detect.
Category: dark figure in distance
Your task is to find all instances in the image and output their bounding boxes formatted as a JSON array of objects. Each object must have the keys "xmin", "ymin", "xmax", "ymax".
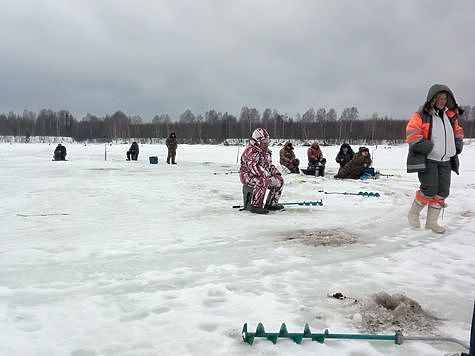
[
  {"xmin": 126, "ymin": 142, "xmax": 139, "ymax": 161},
  {"xmin": 53, "ymin": 144, "xmax": 67, "ymax": 161},
  {"xmin": 166, "ymin": 132, "xmax": 178, "ymax": 164}
]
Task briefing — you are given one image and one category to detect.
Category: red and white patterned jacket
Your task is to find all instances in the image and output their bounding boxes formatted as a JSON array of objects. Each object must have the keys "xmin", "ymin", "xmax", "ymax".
[{"xmin": 240, "ymin": 144, "xmax": 280, "ymax": 185}]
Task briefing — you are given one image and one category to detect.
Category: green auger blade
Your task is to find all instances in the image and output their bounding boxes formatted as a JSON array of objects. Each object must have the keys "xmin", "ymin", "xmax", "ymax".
[
  {"xmin": 255, "ymin": 323, "xmax": 265, "ymax": 336},
  {"xmin": 243, "ymin": 323, "xmax": 326, "ymax": 345},
  {"xmin": 357, "ymin": 191, "xmax": 381, "ymax": 197},
  {"xmin": 323, "ymin": 191, "xmax": 380, "ymax": 197},
  {"xmin": 267, "ymin": 333, "xmax": 279, "ymax": 344},
  {"xmin": 303, "ymin": 323, "xmax": 312, "ymax": 337},
  {"xmin": 291, "ymin": 332, "xmax": 304, "ymax": 344},
  {"xmin": 278, "ymin": 323, "xmax": 289, "ymax": 337},
  {"xmin": 304, "ymin": 323, "xmax": 325, "ymax": 343},
  {"xmin": 295, "ymin": 201, "xmax": 322, "ymax": 206},
  {"xmin": 242, "ymin": 323, "xmax": 255, "ymax": 345},
  {"xmin": 281, "ymin": 200, "xmax": 324, "ymax": 207}
]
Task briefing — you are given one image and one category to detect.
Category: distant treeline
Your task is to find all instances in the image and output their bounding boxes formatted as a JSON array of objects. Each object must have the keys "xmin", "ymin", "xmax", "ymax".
[{"xmin": 1, "ymin": 106, "xmax": 474, "ymax": 144}]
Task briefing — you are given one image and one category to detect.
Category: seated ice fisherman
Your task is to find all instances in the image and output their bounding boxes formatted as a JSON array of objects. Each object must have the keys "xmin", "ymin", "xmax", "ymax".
[
  {"xmin": 305, "ymin": 141, "xmax": 326, "ymax": 176},
  {"xmin": 126, "ymin": 142, "xmax": 139, "ymax": 161},
  {"xmin": 239, "ymin": 128, "xmax": 284, "ymax": 214},
  {"xmin": 53, "ymin": 144, "xmax": 67, "ymax": 161},
  {"xmin": 335, "ymin": 143, "xmax": 355, "ymax": 167},
  {"xmin": 279, "ymin": 142, "xmax": 300, "ymax": 173},
  {"xmin": 334, "ymin": 146, "xmax": 372, "ymax": 179}
]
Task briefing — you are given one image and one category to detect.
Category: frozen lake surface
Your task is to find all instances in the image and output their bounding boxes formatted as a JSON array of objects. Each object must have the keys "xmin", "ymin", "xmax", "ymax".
[{"xmin": 1, "ymin": 142, "xmax": 474, "ymax": 355}]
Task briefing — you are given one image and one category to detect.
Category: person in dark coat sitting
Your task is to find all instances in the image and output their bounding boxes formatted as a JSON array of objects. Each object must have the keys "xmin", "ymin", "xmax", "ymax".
[
  {"xmin": 53, "ymin": 144, "xmax": 67, "ymax": 161},
  {"xmin": 335, "ymin": 143, "xmax": 354, "ymax": 167},
  {"xmin": 334, "ymin": 146, "xmax": 372, "ymax": 179},
  {"xmin": 126, "ymin": 142, "xmax": 139, "ymax": 161}
]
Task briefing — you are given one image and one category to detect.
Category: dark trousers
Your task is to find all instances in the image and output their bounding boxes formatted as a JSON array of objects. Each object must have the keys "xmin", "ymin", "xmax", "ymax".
[
  {"xmin": 167, "ymin": 151, "xmax": 176, "ymax": 164},
  {"xmin": 127, "ymin": 151, "xmax": 138, "ymax": 160},
  {"xmin": 418, "ymin": 159, "xmax": 451, "ymax": 199},
  {"xmin": 54, "ymin": 152, "xmax": 65, "ymax": 160}
]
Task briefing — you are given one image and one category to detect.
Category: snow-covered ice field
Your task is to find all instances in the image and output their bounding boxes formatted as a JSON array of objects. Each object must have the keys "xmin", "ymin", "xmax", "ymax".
[{"xmin": 1, "ymin": 142, "xmax": 474, "ymax": 356}]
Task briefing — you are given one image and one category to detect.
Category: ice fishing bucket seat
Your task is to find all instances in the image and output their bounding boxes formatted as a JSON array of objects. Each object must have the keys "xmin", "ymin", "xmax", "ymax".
[
  {"xmin": 301, "ymin": 165, "xmax": 325, "ymax": 177},
  {"xmin": 242, "ymin": 185, "xmax": 254, "ymax": 211}
]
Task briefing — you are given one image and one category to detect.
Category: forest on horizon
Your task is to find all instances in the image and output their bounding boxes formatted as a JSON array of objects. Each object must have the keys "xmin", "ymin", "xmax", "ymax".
[{"xmin": 1, "ymin": 105, "xmax": 474, "ymax": 144}]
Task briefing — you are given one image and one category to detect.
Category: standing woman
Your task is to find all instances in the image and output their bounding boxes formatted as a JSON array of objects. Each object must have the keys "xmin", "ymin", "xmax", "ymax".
[
  {"xmin": 406, "ymin": 84, "xmax": 464, "ymax": 233},
  {"xmin": 166, "ymin": 132, "xmax": 178, "ymax": 164}
]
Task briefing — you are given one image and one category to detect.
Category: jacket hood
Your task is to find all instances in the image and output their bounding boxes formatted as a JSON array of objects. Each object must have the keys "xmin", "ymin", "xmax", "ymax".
[
  {"xmin": 310, "ymin": 141, "xmax": 320, "ymax": 148},
  {"xmin": 358, "ymin": 146, "xmax": 369, "ymax": 154},
  {"xmin": 423, "ymin": 84, "xmax": 459, "ymax": 112},
  {"xmin": 284, "ymin": 141, "xmax": 293, "ymax": 149},
  {"xmin": 250, "ymin": 128, "xmax": 270, "ymax": 147},
  {"xmin": 339, "ymin": 143, "xmax": 353, "ymax": 152}
]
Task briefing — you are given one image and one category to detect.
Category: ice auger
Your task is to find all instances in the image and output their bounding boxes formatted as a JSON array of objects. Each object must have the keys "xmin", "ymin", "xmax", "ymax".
[
  {"xmin": 242, "ymin": 322, "xmax": 400, "ymax": 345},
  {"xmin": 232, "ymin": 200, "xmax": 323, "ymax": 209},
  {"xmin": 242, "ymin": 323, "xmax": 470, "ymax": 352},
  {"xmin": 379, "ymin": 173, "xmax": 396, "ymax": 177},
  {"xmin": 213, "ymin": 171, "xmax": 239, "ymax": 175},
  {"xmin": 319, "ymin": 190, "xmax": 380, "ymax": 197},
  {"xmin": 279, "ymin": 200, "xmax": 323, "ymax": 206},
  {"xmin": 242, "ymin": 323, "xmax": 473, "ymax": 355}
]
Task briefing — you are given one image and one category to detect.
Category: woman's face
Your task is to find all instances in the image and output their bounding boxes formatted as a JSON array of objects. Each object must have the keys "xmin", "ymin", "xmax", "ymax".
[
  {"xmin": 435, "ymin": 93, "xmax": 448, "ymax": 109},
  {"xmin": 260, "ymin": 138, "xmax": 269, "ymax": 151},
  {"xmin": 362, "ymin": 151, "xmax": 368, "ymax": 157}
]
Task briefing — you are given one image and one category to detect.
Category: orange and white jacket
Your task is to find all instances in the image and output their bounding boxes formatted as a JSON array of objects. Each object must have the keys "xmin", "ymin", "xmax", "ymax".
[{"xmin": 406, "ymin": 107, "xmax": 464, "ymax": 174}]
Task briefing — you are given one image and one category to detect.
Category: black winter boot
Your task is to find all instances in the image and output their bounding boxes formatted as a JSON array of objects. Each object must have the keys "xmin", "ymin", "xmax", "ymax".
[
  {"xmin": 250, "ymin": 206, "xmax": 269, "ymax": 214},
  {"xmin": 264, "ymin": 204, "xmax": 285, "ymax": 211}
]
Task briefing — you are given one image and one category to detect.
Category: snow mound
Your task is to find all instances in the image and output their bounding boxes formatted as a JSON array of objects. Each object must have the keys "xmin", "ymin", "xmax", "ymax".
[{"xmin": 360, "ymin": 292, "xmax": 439, "ymax": 334}]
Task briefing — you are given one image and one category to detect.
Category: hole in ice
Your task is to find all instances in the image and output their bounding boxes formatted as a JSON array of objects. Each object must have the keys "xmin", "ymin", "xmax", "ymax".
[
  {"xmin": 285, "ymin": 229, "xmax": 358, "ymax": 247},
  {"xmin": 360, "ymin": 292, "xmax": 439, "ymax": 334}
]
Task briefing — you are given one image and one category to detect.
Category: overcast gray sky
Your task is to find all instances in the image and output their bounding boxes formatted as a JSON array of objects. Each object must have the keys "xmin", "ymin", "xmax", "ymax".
[{"xmin": 1, "ymin": 0, "xmax": 474, "ymax": 120}]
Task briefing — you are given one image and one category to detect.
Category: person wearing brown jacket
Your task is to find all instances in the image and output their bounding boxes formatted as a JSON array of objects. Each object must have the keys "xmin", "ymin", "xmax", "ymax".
[
  {"xmin": 166, "ymin": 132, "xmax": 178, "ymax": 164},
  {"xmin": 307, "ymin": 141, "xmax": 326, "ymax": 170},
  {"xmin": 279, "ymin": 142, "xmax": 300, "ymax": 173}
]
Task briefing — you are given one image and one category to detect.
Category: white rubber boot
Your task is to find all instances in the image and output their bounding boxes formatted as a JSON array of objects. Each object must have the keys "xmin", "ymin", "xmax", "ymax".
[
  {"xmin": 425, "ymin": 203, "xmax": 445, "ymax": 234},
  {"xmin": 407, "ymin": 199, "xmax": 426, "ymax": 228}
]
